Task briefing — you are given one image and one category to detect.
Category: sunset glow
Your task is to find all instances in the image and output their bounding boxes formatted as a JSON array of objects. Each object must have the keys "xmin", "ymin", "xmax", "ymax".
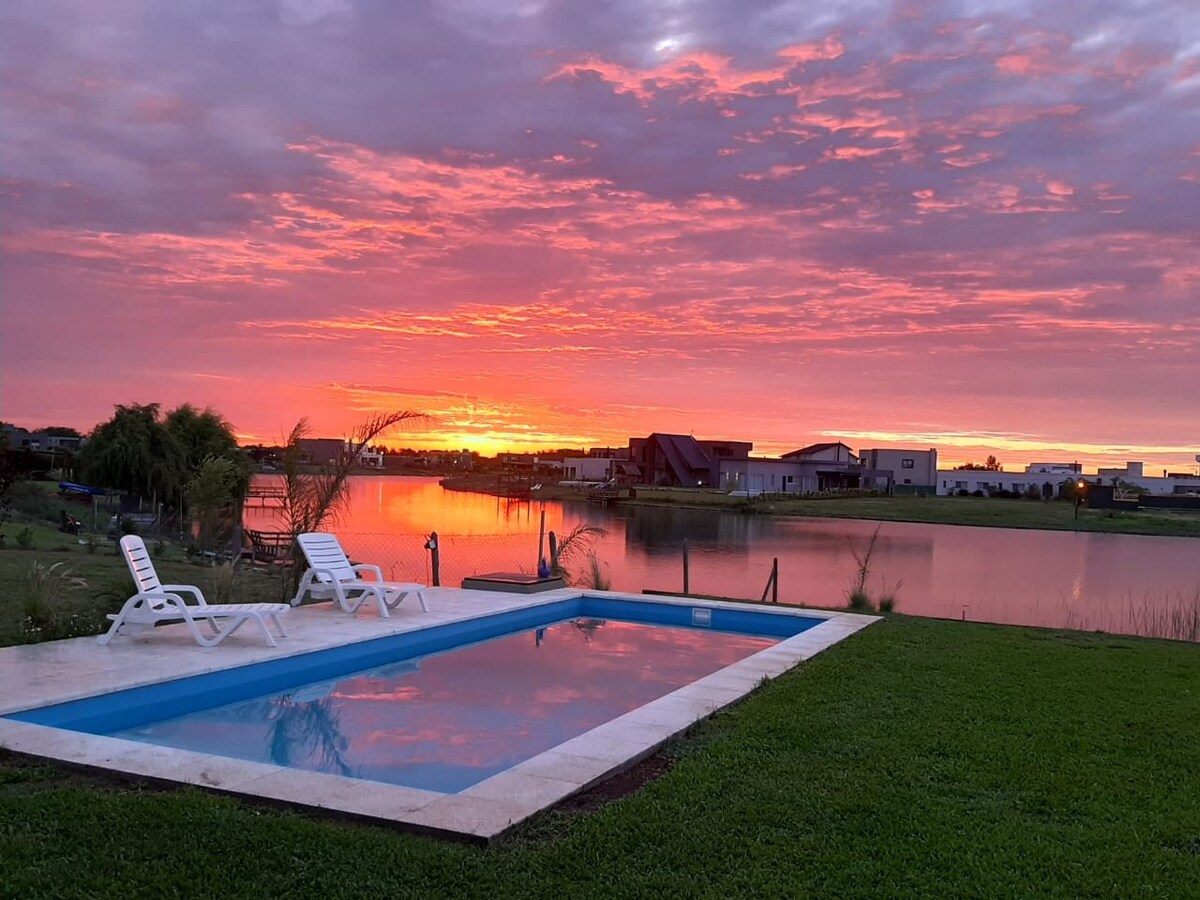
[{"xmin": 2, "ymin": 2, "xmax": 1198, "ymax": 471}]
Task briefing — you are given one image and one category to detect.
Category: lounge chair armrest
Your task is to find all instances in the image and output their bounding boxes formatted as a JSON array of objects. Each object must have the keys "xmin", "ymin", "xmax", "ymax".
[
  {"xmin": 350, "ymin": 564, "xmax": 385, "ymax": 582},
  {"xmin": 158, "ymin": 584, "xmax": 207, "ymax": 606}
]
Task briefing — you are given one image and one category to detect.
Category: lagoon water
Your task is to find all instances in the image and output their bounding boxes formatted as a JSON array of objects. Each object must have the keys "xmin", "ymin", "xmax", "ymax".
[{"xmin": 247, "ymin": 476, "xmax": 1200, "ymax": 638}]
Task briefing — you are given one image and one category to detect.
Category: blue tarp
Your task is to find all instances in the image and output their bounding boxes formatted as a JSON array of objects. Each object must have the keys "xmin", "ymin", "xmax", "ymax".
[{"xmin": 58, "ymin": 481, "xmax": 110, "ymax": 496}]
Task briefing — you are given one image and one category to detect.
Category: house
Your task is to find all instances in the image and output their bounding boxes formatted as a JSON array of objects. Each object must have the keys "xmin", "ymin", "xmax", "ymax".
[
  {"xmin": 1095, "ymin": 461, "xmax": 1200, "ymax": 496},
  {"xmin": 859, "ymin": 448, "xmax": 938, "ymax": 494},
  {"xmin": 718, "ymin": 456, "xmax": 893, "ymax": 494},
  {"xmin": 557, "ymin": 457, "xmax": 616, "ymax": 482},
  {"xmin": 0, "ymin": 425, "xmax": 84, "ymax": 452},
  {"xmin": 937, "ymin": 461, "xmax": 1079, "ymax": 497},
  {"xmin": 296, "ymin": 438, "xmax": 348, "ymax": 467},
  {"xmin": 782, "ymin": 442, "xmax": 859, "ymax": 464},
  {"xmin": 627, "ymin": 434, "xmax": 751, "ymax": 487}
]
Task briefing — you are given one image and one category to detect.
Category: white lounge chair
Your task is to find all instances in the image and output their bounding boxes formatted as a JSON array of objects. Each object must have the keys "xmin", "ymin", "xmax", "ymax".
[
  {"xmin": 99, "ymin": 535, "xmax": 290, "ymax": 647},
  {"xmin": 292, "ymin": 532, "xmax": 428, "ymax": 617}
]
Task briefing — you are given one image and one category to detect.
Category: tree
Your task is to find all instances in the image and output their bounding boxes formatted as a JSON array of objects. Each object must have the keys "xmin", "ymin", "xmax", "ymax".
[
  {"xmin": 163, "ymin": 404, "xmax": 251, "ymax": 504},
  {"xmin": 187, "ymin": 456, "xmax": 241, "ymax": 556},
  {"xmin": 278, "ymin": 411, "xmax": 428, "ymax": 540},
  {"xmin": 76, "ymin": 404, "xmax": 184, "ymax": 506},
  {"xmin": 984, "ymin": 455, "xmax": 1002, "ymax": 471},
  {"xmin": 76, "ymin": 403, "xmax": 247, "ymax": 522},
  {"xmin": 276, "ymin": 411, "xmax": 428, "ymax": 597}
]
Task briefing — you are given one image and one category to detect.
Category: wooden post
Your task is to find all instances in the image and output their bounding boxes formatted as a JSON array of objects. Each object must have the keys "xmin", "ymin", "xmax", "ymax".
[
  {"xmin": 549, "ymin": 531, "xmax": 559, "ymax": 570},
  {"xmin": 682, "ymin": 539, "xmax": 690, "ymax": 595},
  {"xmin": 537, "ymin": 508, "xmax": 546, "ymax": 568},
  {"xmin": 760, "ymin": 557, "xmax": 780, "ymax": 603},
  {"xmin": 426, "ymin": 531, "xmax": 440, "ymax": 587}
]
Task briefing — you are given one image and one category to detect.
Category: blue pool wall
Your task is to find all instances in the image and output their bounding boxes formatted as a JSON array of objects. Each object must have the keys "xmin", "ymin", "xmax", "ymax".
[{"xmin": 6, "ymin": 597, "xmax": 821, "ymax": 735}]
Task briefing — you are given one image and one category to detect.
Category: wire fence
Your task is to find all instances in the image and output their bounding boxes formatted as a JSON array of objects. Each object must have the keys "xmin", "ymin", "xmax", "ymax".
[{"xmin": 313, "ymin": 532, "xmax": 549, "ymax": 590}]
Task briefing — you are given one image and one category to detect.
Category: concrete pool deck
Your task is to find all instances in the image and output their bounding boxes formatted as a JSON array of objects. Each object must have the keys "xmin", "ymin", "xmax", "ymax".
[{"xmin": 0, "ymin": 587, "xmax": 879, "ymax": 842}]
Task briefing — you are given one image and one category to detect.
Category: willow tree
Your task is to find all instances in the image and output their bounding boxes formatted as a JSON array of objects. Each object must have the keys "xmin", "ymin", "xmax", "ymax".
[
  {"xmin": 164, "ymin": 404, "xmax": 251, "ymax": 502},
  {"xmin": 76, "ymin": 404, "xmax": 184, "ymax": 508}
]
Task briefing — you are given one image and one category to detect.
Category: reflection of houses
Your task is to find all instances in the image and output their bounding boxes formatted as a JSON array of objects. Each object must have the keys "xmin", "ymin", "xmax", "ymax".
[{"xmin": 628, "ymin": 434, "xmax": 751, "ymax": 487}]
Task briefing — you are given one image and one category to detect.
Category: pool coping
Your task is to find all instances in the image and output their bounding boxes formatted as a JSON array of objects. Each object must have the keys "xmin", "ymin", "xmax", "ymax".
[{"xmin": 0, "ymin": 587, "xmax": 879, "ymax": 843}]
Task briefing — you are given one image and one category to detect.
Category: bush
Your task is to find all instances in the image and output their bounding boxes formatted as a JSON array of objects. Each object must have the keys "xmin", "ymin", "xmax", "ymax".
[
  {"xmin": 120, "ymin": 517, "xmax": 139, "ymax": 535},
  {"xmin": 15, "ymin": 526, "xmax": 34, "ymax": 550},
  {"xmin": 18, "ymin": 560, "xmax": 94, "ymax": 643},
  {"xmin": 972, "ymin": 489, "xmax": 985, "ymax": 498},
  {"xmin": 847, "ymin": 588, "xmax": 874, "ymax": 612}
]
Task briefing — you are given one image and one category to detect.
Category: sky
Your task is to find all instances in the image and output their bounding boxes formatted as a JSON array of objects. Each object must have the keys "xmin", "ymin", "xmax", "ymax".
[{"xmin": 2, "ymin": 0, "xmax": 1198, "ymax": 472}]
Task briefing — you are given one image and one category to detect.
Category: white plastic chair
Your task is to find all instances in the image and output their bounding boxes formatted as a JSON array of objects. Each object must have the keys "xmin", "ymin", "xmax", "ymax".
[
  {"xmin": 292, "ymin": 532, "xmax": 428, "ymax": 617},
  {"xmin": 99, "ymin": 535, "xmax": 290, "ymax": 647}
]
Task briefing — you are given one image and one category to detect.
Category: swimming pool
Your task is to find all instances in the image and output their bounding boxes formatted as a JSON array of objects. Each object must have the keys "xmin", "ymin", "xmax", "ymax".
[{"xmin": 0, "ymin": 590, "xmax": 878, "ymax": 841}]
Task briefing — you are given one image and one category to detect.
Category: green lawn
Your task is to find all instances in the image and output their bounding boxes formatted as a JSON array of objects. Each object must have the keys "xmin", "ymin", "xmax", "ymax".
[
  {"xmin": 0, "ymin": 523, "xmax": 288, "ymax": 644},
  {"xmin": 635, "ymin": 493, "xmax": 1200, "ymax": 538},
  {"xmin": 2, "ymin": 616, "xmax": 1198, "ymax": 898}
]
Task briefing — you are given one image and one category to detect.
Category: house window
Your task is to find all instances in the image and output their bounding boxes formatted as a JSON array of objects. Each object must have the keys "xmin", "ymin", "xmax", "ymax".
[
  {"xmin": 903, "ymin": 479, "xmax": 911, "ymax": 484},
  {"xmin": 901, "ymin": 459, "xmax": 915, "ymax": 469},
  {"xmin": 784, "ymin": 475, "xmax": 794, "ymax": 484}
]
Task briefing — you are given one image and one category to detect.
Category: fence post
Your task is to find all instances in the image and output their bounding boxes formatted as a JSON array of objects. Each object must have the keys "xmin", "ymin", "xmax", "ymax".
[
  {"xmin": 772, "ymin": 557, "xmax": 778, "ymax": 603},
  {"xmin": 537, "ymin": 508, "xmax": 546, "ymax": 569},
  {"xmin": 425, "ymin": 531, "xmax": 440, "ymax": 587},
  {"xmin": 682, "ymin": 539, "xmax": 690, "ymax": 595},
  {"xmin": 548, "ymin": 531, "xmax": 559, "ymax": 570}
]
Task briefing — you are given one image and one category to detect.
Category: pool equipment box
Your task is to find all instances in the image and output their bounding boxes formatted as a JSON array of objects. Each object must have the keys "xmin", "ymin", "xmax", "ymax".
[{"xmin": 461, "ymin": 572, "xmax": 566, "ymax": 593}]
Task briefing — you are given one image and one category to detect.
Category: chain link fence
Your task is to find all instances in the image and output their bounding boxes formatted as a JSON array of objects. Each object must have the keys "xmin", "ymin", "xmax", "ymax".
[{"xmin": 322, "ymin": 531, "xmax": 548, "ymax": 589}]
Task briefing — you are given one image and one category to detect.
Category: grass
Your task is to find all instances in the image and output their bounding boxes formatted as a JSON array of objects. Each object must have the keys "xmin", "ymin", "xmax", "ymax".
[
  {"xmin": 665, "ymin": 493, "xmax": 1200, "ymax": 537},
  {"xmin": 2, "ymin": 616, "xmax": 1198, "ymax": 897},
  {"xmin": 0, "ymin": 522, "xmax": 285, "ymax": 645},
  {"xmin": 512, "ymin": 482, "xmax": 1200, "ymax": 538}
]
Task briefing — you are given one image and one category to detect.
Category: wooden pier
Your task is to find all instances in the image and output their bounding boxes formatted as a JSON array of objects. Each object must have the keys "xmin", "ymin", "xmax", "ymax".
[{"xmin": 245, "ymin": 485, "xmax": 286, "ymax": 506}]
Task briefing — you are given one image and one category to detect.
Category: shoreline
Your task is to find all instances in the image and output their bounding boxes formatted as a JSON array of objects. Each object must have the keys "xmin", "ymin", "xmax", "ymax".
[{"xmin": 439, "ymin": 476, "xmax": 1200, "ymax": 539}]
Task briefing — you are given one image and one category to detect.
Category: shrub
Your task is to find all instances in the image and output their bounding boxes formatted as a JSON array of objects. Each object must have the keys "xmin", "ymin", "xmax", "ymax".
[
  {"xmin": 15, "ymin": 526, "xmax": 34, "ymax": 550},
  {"xmin": 211, "ymin": 561, "xmax": 238, "ymax": 605},
  {"xmin": 120, "ymin": 517, "xmax": 139, "ymax": 535},
  {"xmin": 972, "ymin": 489, "xmax": 985, "ymax": 498},
  {"xmin": 19, "ymin": 561, "xmax": 93, "ymax": 643},
  {"xmin": 847, "ymin": 588, "xmax": 874, "ymax": 612},
  {"xmin": 152, "ymin": 540, "xmax": 166, "ymax": 558}
]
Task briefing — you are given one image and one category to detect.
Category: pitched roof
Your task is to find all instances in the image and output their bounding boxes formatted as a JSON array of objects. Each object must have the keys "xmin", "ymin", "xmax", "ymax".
[{"xmin": 781, "ymin": 441, "xmax": 855, "ymax": 459}]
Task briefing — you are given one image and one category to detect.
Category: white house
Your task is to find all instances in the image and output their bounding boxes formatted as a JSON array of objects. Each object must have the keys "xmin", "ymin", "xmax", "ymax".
[
  {"xmin": 1095, "ymin": 461, "xmax": 1200, "ymax": 496},
  {"xmin": 859, "ymin": 448, "xmax": 937, "ymax": 494},
  {"xmin": 556, "ymin": 457, "xmax": 615, "ymax": 482}
]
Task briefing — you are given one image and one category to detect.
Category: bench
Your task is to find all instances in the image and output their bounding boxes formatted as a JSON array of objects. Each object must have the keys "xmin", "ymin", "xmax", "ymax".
[{"xmin": 245, "ymin": 529, "xmax": 294, "ymax": 566}]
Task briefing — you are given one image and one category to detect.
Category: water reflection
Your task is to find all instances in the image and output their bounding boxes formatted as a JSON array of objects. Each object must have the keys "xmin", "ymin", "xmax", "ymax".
[
  {"xmin": 246, "ymin": 476, "xmax": 1200, "ymax": 637},
  {"xmin": 111, "ymin": 619, "xmax": 776, "ymax": 793}
]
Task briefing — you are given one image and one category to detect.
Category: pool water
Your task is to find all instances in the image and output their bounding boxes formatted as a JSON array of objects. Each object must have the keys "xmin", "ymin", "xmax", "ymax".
[{"xmin": 110, "ymin": 618, "xmax": 777, "ymax": 793}]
